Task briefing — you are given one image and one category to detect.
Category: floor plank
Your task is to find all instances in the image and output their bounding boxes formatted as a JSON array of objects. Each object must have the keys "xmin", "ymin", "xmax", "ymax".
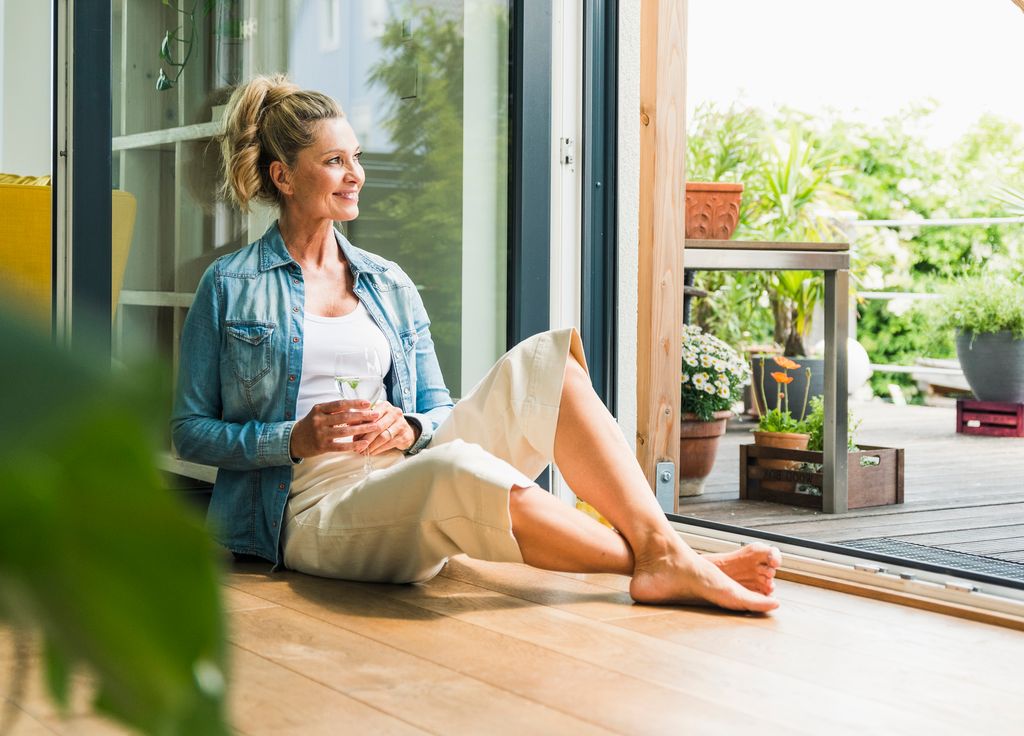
[
  {"xmin": 225, "ymin": 567, "xmax": 779, "ymax": 736},
  {"xmin": 371, "ymin": 573, "xmax": 950, "ymax": 734},
  {"xmin": 227, "ymin": 647, "xmax": 426, "ymax": 736},
  {"xmin": 228, "ymin": 603, "xmax": 612, "ymax": 736},
  {"xmin": 6, "ymin": 554, "xmax": 1024, "ymax": 734},
  {"xmin": 687, "ymin": 402, "xmax": 1024, "ymax": 562}
]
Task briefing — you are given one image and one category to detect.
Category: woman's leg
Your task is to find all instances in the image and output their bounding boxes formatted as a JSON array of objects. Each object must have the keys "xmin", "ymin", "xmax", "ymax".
[{"xmin": 511, "ymin": 355, "xmax": 779, "ymax": 613}]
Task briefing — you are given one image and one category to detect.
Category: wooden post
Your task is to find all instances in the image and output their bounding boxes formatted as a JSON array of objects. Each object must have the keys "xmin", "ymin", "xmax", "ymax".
[{"xmin": 637, "ymin": 0, "xmax": 687, "ymax": 510}]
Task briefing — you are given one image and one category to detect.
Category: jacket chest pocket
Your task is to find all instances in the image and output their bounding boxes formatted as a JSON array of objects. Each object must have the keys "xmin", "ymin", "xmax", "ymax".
[{"xmin": 225, "ymin": 321, "xmax": 275, "ymax": 386}]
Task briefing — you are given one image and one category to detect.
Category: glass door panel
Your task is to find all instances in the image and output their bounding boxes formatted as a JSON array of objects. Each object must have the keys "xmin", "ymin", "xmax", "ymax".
[{"xmin": 112, "ymin": 0, "xmax": 510, "ymax": 471}]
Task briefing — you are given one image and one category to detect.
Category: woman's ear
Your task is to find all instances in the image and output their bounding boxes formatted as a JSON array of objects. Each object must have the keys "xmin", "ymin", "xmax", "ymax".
[{"xmin": 269, "ymin": 160, "xmax": 293, "ymax": 197}]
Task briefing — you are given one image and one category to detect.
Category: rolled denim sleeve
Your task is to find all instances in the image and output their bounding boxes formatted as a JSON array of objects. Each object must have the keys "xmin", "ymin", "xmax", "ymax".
[
  {"xmin": 402, "ymin": 281, "xmax": 453, "ymax": 455},
  {"xmin": 171, "ymin": 265, "xmax": 296, "ymax": 470}
]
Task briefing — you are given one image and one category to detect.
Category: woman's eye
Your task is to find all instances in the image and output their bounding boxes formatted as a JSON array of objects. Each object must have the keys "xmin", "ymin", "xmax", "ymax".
[{"xmin": 354, "ymin": 151, "xmax": 363, "ymax": 161}]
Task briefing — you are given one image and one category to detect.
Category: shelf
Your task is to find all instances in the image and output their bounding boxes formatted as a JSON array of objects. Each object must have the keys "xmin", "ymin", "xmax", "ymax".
[
  {"xmin": 685, "ymin": 239, "xmax": 849, "ymax": 252},
  {"xmin": 119, "ymin": 290, "xmax": 195, "ymax": 308},
  {"xmin": 113, "ymin": 121, "xmax": 222, "ymax": 151},
  {"xmin": 159, "ymin": 453, "xmax": 218, "ymax": 484}
]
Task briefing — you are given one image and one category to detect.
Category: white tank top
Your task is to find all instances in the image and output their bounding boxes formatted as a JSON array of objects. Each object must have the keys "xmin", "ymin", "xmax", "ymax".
[{"xmin": 295, "ymin": 301, "xmax": 392, "ymax": 422}]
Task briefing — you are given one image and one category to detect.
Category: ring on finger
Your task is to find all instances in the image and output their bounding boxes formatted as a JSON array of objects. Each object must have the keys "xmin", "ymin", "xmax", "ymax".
[{"xmin": 383, "ymin": 427, "xmax": 392, "ymax": 441}]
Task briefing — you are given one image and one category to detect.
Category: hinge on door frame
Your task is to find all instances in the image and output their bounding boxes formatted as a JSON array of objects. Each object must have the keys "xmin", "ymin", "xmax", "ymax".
[{"xmin": 559, "ymin": 137, "xmax": 575, "ymax": 166}]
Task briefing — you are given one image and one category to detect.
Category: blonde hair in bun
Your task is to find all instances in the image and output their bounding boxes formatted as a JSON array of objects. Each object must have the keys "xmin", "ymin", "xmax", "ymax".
[{"xmin": 219, "ymin": 74, "xmax": 343, "ymax": 211}]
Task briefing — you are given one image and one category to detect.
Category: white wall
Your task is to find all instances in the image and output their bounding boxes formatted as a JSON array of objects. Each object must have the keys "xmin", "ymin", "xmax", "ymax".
[
  {"xmin": 0, "ymin": 0, "xmax": 52, "ymax": 175},
  {"xmin": 616, "ymin": 0, "xmax": 640, "ymax": 451}
]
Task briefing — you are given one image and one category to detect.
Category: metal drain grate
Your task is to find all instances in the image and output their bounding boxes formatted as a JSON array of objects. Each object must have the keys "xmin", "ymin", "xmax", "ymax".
[{"xmin": 840, "ymin": 538, "xmax": 1024, "ymax": 583}]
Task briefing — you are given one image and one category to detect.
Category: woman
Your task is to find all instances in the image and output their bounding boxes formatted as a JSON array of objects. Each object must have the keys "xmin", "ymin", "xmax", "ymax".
[{"xmin": 172, "ymin": 75, "xmax": 780, "ymax": 613}]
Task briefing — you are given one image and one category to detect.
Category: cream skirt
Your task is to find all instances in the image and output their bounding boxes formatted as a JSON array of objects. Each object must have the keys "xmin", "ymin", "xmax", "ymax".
[{"xmin": 281, "ymin": 328, "xmax": 587, "ymax": 583}]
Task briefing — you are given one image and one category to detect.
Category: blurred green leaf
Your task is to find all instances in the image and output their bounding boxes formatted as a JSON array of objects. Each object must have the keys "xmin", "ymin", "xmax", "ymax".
[{"xmin": 0, "ymin": 312, "xmax": 229, "ymax": 735}]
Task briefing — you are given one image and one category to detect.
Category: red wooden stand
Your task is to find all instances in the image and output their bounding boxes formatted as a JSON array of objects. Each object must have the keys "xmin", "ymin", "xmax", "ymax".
[{"xmin": 956, "ymin": 400, "xmax": 1024, "ymax": 438}]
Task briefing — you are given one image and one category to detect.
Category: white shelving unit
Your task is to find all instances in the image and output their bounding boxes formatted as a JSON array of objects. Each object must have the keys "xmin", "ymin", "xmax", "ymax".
[{"xmin": 112, "ymin": 1, "xmax": 286, "ymax": 480}]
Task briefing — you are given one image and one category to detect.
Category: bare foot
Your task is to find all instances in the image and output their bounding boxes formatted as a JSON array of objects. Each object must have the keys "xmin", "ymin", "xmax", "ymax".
[
  {"xmin": 629, "ymin": 545, "xmax": 779, "ymax": 613},
  {"xmin": 703, "ymin": 543, "xmax": 782, "ymax": 596}
]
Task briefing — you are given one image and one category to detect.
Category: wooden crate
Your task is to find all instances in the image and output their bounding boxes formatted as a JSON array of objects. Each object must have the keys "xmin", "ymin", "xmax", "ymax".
[
  {"xmin": 739, "ymin": 444, "xmax": 904, "ymax": 510},
  {"xmin": 956, "ymin": 399, "xmax": 1024, "ymax": 437}
]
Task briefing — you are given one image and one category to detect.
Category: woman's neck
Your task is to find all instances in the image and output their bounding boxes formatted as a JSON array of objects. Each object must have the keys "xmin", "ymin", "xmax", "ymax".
[{"xmin": 278, "ymin": 211, "xmax": 339, "ymax": 269}]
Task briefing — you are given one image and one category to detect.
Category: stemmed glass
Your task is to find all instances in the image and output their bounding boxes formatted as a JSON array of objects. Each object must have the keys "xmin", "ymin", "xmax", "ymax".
[{"xmin": 334, "ymin": 347, "xmax": 386, "ymax": 476}]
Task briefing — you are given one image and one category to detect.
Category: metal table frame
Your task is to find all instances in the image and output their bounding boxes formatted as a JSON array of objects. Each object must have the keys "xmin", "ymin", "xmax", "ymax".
[{"xmin": 684, "ymin": 240, "xmax": 851, "ymax": 513}]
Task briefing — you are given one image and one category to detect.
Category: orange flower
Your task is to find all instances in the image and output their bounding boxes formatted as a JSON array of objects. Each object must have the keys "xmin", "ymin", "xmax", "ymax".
[
  {"xmin": 771, "ymin": 371, "xmax": 794, "ymax": 385},
  {"xmin": 773, "ymin": 356, "xmax": 801, "ymax": 370}
]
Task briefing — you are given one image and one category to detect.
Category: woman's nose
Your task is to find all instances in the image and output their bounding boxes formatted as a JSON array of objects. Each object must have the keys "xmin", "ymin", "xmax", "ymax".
[{"xmin": 345, "ymin": 164, "xmax": 363, "ymax": 184}]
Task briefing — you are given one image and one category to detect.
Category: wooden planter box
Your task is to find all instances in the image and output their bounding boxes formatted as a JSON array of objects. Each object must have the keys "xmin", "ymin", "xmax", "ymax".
[
  {"xmin": 739, "ymin": 444, "xmax": 904, "ymax": 510},
  {"xmin": 956, "ymin": 399, "xmax": 1024, "ymax": 437}
]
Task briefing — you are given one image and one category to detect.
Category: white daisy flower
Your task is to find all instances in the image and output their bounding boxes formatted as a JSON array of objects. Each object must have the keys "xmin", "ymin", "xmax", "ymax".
[
  {"xmin": 692, "ymin": 373, "xmax": 707, "ymax": 389},
  {"xmin": 704, "ymin": 382, "xmax": 717, "ymax": 395},
  {"xmin": 700, "ymin": 354, "xmax": 714, "ymax": 368},
  {"xmin": 718, "ymin": 385, "xmax": 731, "ymax": 398}
]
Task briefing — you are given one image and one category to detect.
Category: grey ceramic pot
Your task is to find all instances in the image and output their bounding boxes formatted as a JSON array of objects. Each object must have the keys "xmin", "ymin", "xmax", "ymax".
[
  {"xmin": 749, "ymin": 356, "xmax": 824, "ymax": 421},
  {"xmin": 956, "ymin": 331, "xmax": 1024, "ymax": 403}
]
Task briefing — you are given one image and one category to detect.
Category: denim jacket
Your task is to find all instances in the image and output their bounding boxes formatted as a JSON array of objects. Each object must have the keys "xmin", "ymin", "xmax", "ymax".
[{"xmin": 171, "ymin": 221, "xmax": 454, "ymax": 564}]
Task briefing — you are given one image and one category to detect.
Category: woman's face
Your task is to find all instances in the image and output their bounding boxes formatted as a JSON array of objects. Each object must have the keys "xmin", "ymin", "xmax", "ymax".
[{"xmin": 280, "ymin": 117, "xmax": 364, "ymax": 222}]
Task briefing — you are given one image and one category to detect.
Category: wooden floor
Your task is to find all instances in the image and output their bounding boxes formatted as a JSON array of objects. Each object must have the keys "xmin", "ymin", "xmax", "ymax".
[
  {"xmin": 681, "ymin": 402, "xmax": 1024, "ymax": 560},
  {"xmin": 4, "ymin": 557, "xmax": 1024, "ymax": 734}
]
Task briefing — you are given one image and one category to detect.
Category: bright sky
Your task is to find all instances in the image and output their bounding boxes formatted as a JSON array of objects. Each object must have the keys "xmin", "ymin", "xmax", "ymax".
[{"xmin": 687, "ymin": 0, "xmax": 1024, "ymax": 146}]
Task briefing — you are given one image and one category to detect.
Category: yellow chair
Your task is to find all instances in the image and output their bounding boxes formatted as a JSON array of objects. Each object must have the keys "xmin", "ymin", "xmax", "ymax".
[{"xmin": 0, "ymin": 174, "xmax": 137, "ymax": 325}]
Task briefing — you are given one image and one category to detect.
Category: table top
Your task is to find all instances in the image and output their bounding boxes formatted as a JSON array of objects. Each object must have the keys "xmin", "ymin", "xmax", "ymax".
[
  {"xmin": 683, "ymin": 240, "xmax": 850, "ymax": 271},
  {"xmin": 685, "ymin": 239, "xmax": 849, "ymax": 252}
]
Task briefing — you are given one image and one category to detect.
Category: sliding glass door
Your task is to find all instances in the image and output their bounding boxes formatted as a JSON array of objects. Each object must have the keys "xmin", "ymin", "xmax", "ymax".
[{"xmin": 109, "ymin": 0, "xmax": 512, "ymax": 475}]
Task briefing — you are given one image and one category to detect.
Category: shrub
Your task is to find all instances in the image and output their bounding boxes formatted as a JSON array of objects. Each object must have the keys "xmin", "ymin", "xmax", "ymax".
[{"xmin": 933, "ymin": 275, "xmax": 1024, "ymax": 338}]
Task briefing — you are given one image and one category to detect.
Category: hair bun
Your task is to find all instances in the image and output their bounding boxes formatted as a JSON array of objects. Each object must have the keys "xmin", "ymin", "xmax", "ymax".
[{"xmin": 220, "ymin": 75, "xmax": 344, "ymax": 212}]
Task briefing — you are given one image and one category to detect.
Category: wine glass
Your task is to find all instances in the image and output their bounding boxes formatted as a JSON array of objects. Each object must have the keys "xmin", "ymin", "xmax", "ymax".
[{"xmin": 334, "ymin": 347, "xmax": 386, "ymax": 476}]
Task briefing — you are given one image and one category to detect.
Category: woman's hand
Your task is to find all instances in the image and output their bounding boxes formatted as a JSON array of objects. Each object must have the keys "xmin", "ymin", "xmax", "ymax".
[
  {"xmin": 362, "ymin": 401, "xmax": 418, "ymax": 455},
  {"xmin": 288, "ymin": 399, "xmax": 380, "ymax": 460}
]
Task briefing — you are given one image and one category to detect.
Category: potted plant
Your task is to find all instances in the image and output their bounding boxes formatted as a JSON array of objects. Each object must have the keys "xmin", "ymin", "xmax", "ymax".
[
  {"xmin": 750, "ymin": 356, "xmax": 811, "ymax": 469},
  {"xmin": 678, "ymin": 325, "xmax": 751, "ymax": 496},
  {"xmin": 934, "ymin": 275, "xmax": 1024, "ymax": 403}
]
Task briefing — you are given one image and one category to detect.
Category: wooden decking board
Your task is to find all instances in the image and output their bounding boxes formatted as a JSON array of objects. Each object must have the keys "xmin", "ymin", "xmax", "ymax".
[
  {"xmin": 227, "ymin": 647, "xmax": 428, "ymax": 736},
  {"xmin": 225, "ymin": 569, "xmax": 778, "ymax": 736},
  {"xmin": 612, "ymin": 611, "xmax": 1010, "ymax": 725},
  {"xmin": 228, "ymin": 605, "xmax": 607, "ymax": 736},
  {"xmin": 368, "ymin": 571, "xmax": 952, "ymax": 734},
  {"xmin": 455, "ymin": 559, "xmax": 1024, "ymax": 697},
  {"xmin": 690, "ymin": 401, "xmax": 1024, "ymax": 551},
  {"xmin": 5, "ymin": 554, "xmax": 1024, "ymax": 734}
]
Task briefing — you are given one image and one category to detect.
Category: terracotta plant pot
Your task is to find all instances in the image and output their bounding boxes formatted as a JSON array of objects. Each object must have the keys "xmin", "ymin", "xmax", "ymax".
[
  {"xmin": 752, "ymin": 430, "xmax": 810, "ymax": 470},
  {"xmin": 685, "ymin": 182, "xmax": 743, "ymax": 240},
  {"xmin": 679, "ymin": 410, "xmax": 732, "ymax": 497}
]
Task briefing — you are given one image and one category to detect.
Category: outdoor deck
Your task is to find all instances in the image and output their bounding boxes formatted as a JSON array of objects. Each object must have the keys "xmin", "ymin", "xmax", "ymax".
[{"xmin": 681, "ymin": 401, "xmax": 1024, "ymax": 565}]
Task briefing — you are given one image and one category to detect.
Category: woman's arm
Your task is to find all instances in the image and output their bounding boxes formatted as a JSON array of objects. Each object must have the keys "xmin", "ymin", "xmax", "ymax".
[
  {"xmin": 170, "ymin": 266, "xmax": 296, "ymax": 470},
  {"xmin": 401, "ymin": 283, "xmax": 454, "ymax": 454}
]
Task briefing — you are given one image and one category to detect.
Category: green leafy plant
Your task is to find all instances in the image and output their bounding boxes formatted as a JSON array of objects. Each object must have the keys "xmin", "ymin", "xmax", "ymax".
[
  {"xmin": 754, "ymin": 407, "xmax": 806, "ymax": 434},
  {"xmin": 680, "ymin": 324, "xmax": 751, "ymax": 421},
  {"xmin": 933, "ymin": 275, "xmax": 1024, "ymax": 338},
  {"xmin": 156, "ymin": 0, "xmax": 215, "ymax": 91},
  {"xmin": 803, "ymin": 395, "xmax": 861, "ymax": 452},
  {"xmin": 0, "ymin": 313, "xmax": 229, "ymax": 735}
]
